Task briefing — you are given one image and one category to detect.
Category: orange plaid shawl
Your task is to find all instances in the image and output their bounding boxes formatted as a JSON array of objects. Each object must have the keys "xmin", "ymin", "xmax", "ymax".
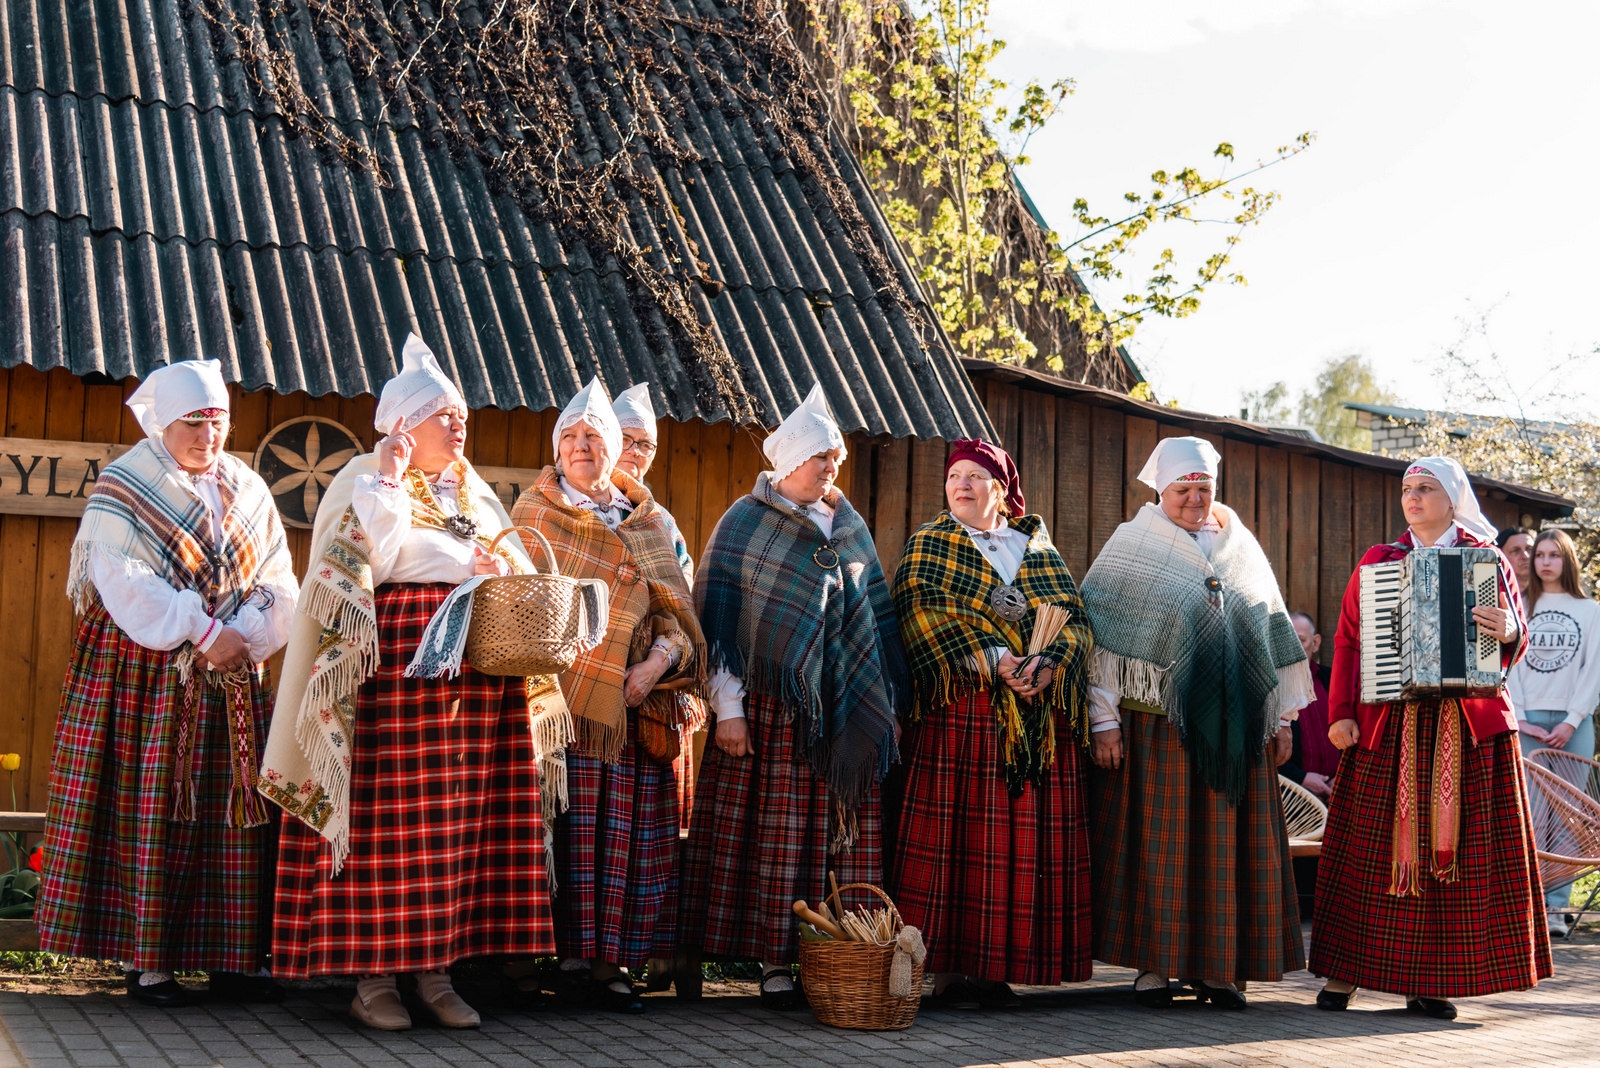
[{"xmin": 511, "ymin": 467, "xmax": 705, "ymax": 763}]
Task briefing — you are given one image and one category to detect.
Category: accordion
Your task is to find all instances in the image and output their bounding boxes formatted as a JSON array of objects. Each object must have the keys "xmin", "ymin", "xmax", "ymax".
[{"xmin": 1358, "ymin": 546, "xmax": 1505, "ymax": 703}]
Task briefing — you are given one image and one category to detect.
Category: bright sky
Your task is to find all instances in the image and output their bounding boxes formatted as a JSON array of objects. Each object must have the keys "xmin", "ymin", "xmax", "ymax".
[{"xmin": 987, "ymin": 0, "xmax": 1600, "ymax": 422}]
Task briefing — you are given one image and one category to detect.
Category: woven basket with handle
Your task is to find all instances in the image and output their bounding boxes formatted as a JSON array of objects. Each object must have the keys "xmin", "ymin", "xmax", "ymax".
[
  {"xmin": 797, "ymin": 883, "xmax": 922, "ymax": 1031},
  {"xmin": 465, "ymin": 525, "xmax": 597, "ymax": 676}
]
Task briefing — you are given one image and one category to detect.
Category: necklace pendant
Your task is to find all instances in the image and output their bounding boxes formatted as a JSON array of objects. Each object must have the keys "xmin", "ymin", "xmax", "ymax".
[{"xmin": 445, "ymin": 514, "xmax": 480, "ymax": 541}]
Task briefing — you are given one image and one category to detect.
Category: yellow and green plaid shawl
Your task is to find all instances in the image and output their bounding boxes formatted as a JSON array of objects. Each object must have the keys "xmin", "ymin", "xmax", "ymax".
[
  {"xmin": 511, "ymin": 466, "xmax": 705, "ymax": 764},
  {"xmin": 893, "ymin": 512, "xmax": 1093, "ymax": 791}
]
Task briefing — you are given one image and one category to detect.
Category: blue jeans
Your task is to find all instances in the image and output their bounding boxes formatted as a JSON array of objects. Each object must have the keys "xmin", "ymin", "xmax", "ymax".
[{"xmin": 1519, "ymin": 709, "xmax": 1597, "ymax": 911}]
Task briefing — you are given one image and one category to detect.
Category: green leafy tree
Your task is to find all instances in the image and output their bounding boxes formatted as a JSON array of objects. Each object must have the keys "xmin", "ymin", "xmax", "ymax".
[
  {"xmin": 1296, "ymin": 355, "xmax": 1398, "ymax": 450},
  {"xmin": 793, "ymin": 0, "xmax": 1312, "ymax": 377},
  {"xmin": 1240, "ymin": 381, "xmax": 1292, "ymax": 424}
]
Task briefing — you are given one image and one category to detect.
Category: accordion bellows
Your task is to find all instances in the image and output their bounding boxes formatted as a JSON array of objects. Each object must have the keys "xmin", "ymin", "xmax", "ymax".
[{"xmin": 1359, "ymin": 547, "xmax": 1504, "ymax": 703}]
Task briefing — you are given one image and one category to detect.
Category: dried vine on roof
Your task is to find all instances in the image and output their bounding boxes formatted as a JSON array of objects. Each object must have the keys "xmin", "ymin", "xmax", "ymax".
[{"xmin": 194, "ymin": 0, "xmax": 934, "ymax": 423}]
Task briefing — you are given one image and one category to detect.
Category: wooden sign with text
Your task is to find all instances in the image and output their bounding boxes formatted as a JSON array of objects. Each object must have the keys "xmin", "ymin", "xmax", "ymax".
[{"xmin": 0, "ymin": 435, "xmax": 543, "ymax": 524}]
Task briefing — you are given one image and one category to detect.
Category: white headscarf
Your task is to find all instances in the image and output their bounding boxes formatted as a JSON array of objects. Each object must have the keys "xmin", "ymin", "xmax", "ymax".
[
  {"xmin": 374, "ymin": 333, "xmax": 466, "ymax": 435},
  {"xmin": 552, "ymin": 377, "xmax": 624, "ymax": 465},
  {"xmin": 613, "ymin": 383, "xmax": 657, "ymax": 439},
  {"xmin": 1137, "ymin": 436, "xmax": 1221, "ymax": 493},
  {"xmin": 763, "ymin": 382, "xmax": 846, "ymax": 482},
  {"xmin": 1404, "ymin": 456, "xmax": 1498, "ymax": 544},
  {"xmin": 125, "ymin": 360, "xmax": 230, "ymax": 439}
]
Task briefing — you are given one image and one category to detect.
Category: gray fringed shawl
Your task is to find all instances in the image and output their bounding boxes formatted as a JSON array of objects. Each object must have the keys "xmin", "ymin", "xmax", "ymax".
[{"xmin": 1080, "ymin": 502, "xmax": 1314, "ymax": 804}]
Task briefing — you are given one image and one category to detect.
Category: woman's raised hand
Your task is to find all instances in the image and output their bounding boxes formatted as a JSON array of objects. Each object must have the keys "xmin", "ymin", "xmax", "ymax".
[{"xmin": 376, "ymin": 430, "xmax": 415, "ymax": 479}]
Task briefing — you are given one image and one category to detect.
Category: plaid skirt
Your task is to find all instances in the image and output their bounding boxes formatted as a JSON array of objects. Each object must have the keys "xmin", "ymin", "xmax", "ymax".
[
  {"xmin": 1310, "ymin": 705, "xmax": 1552, "ymax": 997},
  {"xmin": 1086, "ymin": 707, "xmax": 1303, "ymax": 982},
  {"xmin": 554, "ymin": 740, "xmax": 680, "ymax": 969},
  {"xmin": 889, "ymin": 691, "xmax": 1092, "ymax": 985},
  {"xmin": 679, "ymin": 691, "xmax": 882, "ymax": 965},
  {"xmin": 36, "ymin": 605, "xmax": 276, "ymax": 973},
  {"xmin": 272, "ymin": 583, "xmax": 553, "ymax": 978}
]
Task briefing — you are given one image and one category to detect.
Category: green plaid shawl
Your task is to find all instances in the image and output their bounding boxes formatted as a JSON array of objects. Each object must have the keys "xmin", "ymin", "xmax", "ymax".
[
  {"xmin": 893, "ymin": 513, "xmax": 1092, "ymax": 792},
  {"xmin": 695, "ymin": 472, "xmax": 907, "ymax": 807}
]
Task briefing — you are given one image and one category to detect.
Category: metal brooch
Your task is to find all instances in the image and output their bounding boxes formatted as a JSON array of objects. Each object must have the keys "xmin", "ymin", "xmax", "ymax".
[
  {"xmin": 989, "ymin": 584, "xmax": 1029, "ymax": 622},
  {"xmin": 445, "ymin": 514, "xmax": 480, "ymax": 541},
  {"xmin": 813, "ymin": 544, "xmax": 841, "ymax": 569}
]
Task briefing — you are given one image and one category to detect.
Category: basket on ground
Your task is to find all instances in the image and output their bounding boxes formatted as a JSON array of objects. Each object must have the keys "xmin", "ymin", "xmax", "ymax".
[
  {"xmin": 797, "ymin": 883, "xmax": 923, "ymax": 1031},
  {"xmin": 465, "ymin": 525, "xmax": 606, "ymax": 676}
]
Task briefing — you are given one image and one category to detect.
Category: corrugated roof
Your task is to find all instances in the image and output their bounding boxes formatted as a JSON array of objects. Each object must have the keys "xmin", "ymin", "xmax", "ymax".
[{"xmin": 0, "ymin": 0, "xmax": 992, "ymax": 441}]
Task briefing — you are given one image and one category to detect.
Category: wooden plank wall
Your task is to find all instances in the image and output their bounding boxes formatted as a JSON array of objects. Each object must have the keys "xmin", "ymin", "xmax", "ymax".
[
  {"xmin": 847, "ymin": 378, "xmax": 1548, "ymax": 676},
  {"xmin": 0, "ymin": 365, "xmax": 766, "ymax": 812},
  {"xmin": 0, "ymin": 365, "xmax": 1563, "ymax": 811}
]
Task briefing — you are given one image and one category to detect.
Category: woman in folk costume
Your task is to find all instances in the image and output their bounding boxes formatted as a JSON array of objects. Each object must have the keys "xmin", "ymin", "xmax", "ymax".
[
  {"xmin": 509, "ymin": 378, "xmax": 706, "ymax": 1015},
  {"xmin": 678, "ymin": 384, "xmax": 908, "ymax": 1011},
  {"xmin": 1312, "ymin": 457, "xmax": 1550, "ymax": 1020},
  {"xmin": 37, "ymin": 360, "xmax": 296, "ymax": 1008},
  {"xmin": 262, "ymin": 334, "xmax": 561, "ymax": 1032},
  {"xmin": 889, "ymin": 440, "xmax": 1095, "ymax": 1010},
  {"xmin": 611, "ymin": 383, "xmax": 712, "ymax": 995},
  {"xmin": 1080, "ymin": 437, "xmax": 1312, "ymax": 1010}
]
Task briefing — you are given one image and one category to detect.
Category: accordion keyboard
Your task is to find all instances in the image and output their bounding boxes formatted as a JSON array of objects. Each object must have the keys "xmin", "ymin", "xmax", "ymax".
[{"xmin": 1359, "ymin": 560, "xmax": 1405, "ymax": 703}]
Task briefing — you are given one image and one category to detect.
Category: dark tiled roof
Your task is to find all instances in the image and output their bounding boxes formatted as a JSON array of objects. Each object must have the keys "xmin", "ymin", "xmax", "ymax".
[{"xmin": 0, "ymin": 0, "xmax": 992, "ymax": 441}]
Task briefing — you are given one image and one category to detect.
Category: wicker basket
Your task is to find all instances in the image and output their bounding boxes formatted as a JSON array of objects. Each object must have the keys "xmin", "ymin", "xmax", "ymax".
[
  {"xmin": 797, "ymin": 883, "xmax": 922, "ymax": 1031},
  {"xmin": 465, "ymin": 525, "xmax": 598, "ymax": 676}
]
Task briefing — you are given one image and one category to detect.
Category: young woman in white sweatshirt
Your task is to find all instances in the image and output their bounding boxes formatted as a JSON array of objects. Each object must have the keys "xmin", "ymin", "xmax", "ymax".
[{"xmin": 1509, "ymin": 528, "xmax": 1599, "ymax": 934}]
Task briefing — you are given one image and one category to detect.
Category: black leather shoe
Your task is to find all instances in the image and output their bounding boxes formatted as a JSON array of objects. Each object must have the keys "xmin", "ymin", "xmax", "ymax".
[
  {"xmin": 601, "ymin": 980, "xmax": 646, "ymax": 1015},
  {"xmin": 1406, "ymin": 996, "xmax": 1457, "ymax": 1020},
  {"xmin": 1194, "ymin": 980, "xmax": 1247, "ymax": 1010},
  {"xmin": 208, "ymin": 972, "xmax": 286, "ymax": 1003},
  {"xmin": 126, "ymin": 972, "xmax": 190, "ymax": 1008},
  {"xmin": 1315, "ymin": 985, "xmax": 1357, "ymax": 1011},
  {"xmin": 929, "ymin": 980, "xmax": 982, "ymax": 1010},
  {"xmin": 759, "ymin": 973, "xmax": 804, "ymax": 1012},
  {"xmin": 1133, "ymin": 984, "xmax": 1172, "ymax": 1009},
  {"xmin": 974, "ymin": 979, "xmax": 1023, "ymax": 1010}
]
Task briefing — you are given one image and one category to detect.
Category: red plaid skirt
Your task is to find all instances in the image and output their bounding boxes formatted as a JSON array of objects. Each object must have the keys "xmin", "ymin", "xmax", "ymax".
[
  {"xmin": 1310, "ymin": 705, "xmax": 1552, "ymax": 997},
  {"xmin": 555, "ymin": 742, "xmax": 679, "ymax": 969},
  {"xmin": 679, "ymin": 692, "xmax": 882, "ymax": 964},
  {"xmin": 889, "ymin": 691, "xmax": 1092, "ymax": 984},
  {"xmin": 1087, "ymin": 708, "xmax": 1303, "ymax": 982},
  {"xmin": 272, "ymin": 583, "xmax": 553, "ymax": 978},
  {"xmin": 37, "ymin": 605, "xmax": 276, "ymax": 972}
]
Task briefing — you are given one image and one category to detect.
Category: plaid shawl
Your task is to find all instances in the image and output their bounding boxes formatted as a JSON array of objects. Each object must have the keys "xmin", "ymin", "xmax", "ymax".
[
  {"xmin": 68, "ymin": 440, "xmax": 285, "ymax": 625},
  {"xmin": 1080, "ymin": 502, "xmax": 1313, "ymax": 805},
  {"xmin": 68, "ymin": 439, "xmax": 290, "ymax": 828},
  {"xmin": 259, "ymin": 455, "xmax": 566, "ymax": 874},
  {"xmin": 510, "ymin": 467, "xmax": 706, "ymax": 764},
  {"xmin": 893, "ymin": 513, "xmax": 1092, "ymax": 792},
  {"xmin": 695, "ymin": 471, "xmax": 907, "ymax": 807}
]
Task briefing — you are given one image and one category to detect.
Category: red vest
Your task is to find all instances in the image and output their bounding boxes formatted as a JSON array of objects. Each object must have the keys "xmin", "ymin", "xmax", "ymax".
[{"xmin": 1327, "ymin": 529, "xmax": 1528, "ymax": 750}]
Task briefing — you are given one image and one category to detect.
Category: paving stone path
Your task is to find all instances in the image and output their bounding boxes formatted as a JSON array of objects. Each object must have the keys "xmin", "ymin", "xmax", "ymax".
[{"xmin": 0, "ymin": 935, "xmax": 1595, "ymax": 1067}]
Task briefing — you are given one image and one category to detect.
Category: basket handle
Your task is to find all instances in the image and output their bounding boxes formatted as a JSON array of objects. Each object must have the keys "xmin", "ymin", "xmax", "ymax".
[
  {"xmin": 824, "ymin": 881, "xmax": 901, "ymax": 920},
  {"xmin": 487, "ymin": 524, "xmax": 561, "ymax": 577}
]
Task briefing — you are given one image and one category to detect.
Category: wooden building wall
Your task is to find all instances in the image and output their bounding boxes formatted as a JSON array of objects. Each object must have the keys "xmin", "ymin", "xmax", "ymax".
[
  {"xmin": 0, "ymin": 364, "xmax": 1560, "ymax": 812},
  {"xmin": 850, "ymin": 376, "xmax": 1541, "ymax": 673},
  {"xmin": 0, "ymin": 365, "xmax": 785, "ymax": 812}
]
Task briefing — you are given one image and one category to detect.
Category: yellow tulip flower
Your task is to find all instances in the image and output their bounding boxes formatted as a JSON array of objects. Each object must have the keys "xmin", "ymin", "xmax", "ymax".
[{"xmin": 0, "ymin": 754, "xmax": 19, "ymax": 772}]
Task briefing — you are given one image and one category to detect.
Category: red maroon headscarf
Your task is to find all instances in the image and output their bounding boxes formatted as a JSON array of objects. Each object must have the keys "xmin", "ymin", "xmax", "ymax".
[{"xmin": 946, "ymin": 439, "xmax": 1025, "ymax": 516}]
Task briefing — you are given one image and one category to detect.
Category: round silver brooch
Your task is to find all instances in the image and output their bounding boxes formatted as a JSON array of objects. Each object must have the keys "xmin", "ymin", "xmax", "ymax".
[
  {"xmin": 813, "ymin": 545, "xmax": 841, "ymax": 570},
  {"xmin": 989, "ymin": 584, "xmax": 1028, "ymax": 622},
  {"xmin": 445, "ymin": 514, "xmax": 480, "ymax": 541}
]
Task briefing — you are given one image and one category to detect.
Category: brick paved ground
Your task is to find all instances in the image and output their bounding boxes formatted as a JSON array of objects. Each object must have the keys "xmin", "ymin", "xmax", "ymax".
[{"xmin": 0, "ymin": 933, "xmax": 1594, "ymax": 1068}]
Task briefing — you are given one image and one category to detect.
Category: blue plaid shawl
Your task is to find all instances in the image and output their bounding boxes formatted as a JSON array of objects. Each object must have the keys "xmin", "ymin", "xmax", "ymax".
[{"xmin": 695, "ymin": 472, "xmax": 907, "ymax": 807}]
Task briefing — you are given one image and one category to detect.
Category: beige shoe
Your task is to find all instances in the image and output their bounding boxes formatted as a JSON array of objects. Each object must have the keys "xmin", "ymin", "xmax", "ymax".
[
  {"xmin": 415, "ymin": 970, "xmax": 481, "ymax": 1029},
  {"xmin": 350, "ymin": 988, "xmax": 412, "ymax": 1031},
  {"xmin": 419, "ymin": 989, "xmax": 481, "ymax": 1029}
]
